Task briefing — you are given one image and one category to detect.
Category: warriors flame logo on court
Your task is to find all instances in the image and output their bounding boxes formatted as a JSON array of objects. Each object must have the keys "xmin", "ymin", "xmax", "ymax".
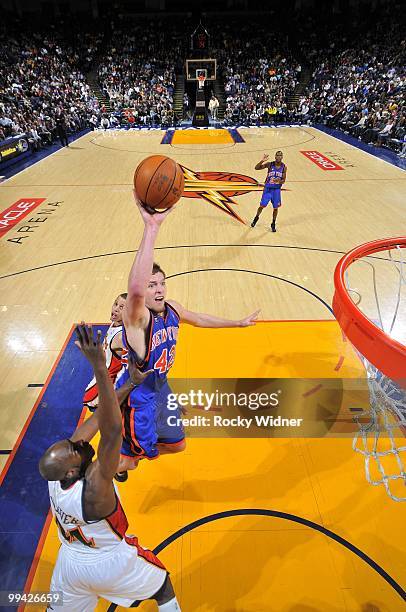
[{"xmin": 181, "ymin": 165, "xmax": 270, "ymax": 224}]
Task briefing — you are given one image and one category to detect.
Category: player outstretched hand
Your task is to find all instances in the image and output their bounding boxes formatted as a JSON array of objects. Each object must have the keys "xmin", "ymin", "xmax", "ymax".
[
  {"xmin": 239, "ymin": 310, "xmax": 261, "ymax": 327},
  {"xmin": 127, "ymin": 352, "xmax": 154, "ymax": 386},
  {"xmin": 261, "ymin": 154, "xmax": 269, "ymax": 162},
  {"xmin": 133, "ymin": 190, "xmax": 173, "ymax": 227},
  {"xmin": 74, "ymin": 323, "xmax": 105, "ymax": 368}
]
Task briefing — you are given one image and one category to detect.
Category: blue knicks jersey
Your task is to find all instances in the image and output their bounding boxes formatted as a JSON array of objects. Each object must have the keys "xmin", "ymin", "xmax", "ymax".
[
  {"xmin": 116, "ymin": 302, "xmax": 180, "ymax": 406},
  {"xmin": 265, "ymin": 162, "xmax": 285, "ymax": 188}
]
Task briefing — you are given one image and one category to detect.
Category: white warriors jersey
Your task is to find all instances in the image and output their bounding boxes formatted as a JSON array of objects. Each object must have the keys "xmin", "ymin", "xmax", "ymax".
[
  {"xmin": 102, "ymin": 323, "xmax": 123, "ymax": 371},
  {"xmin": 48, "ymin": 478, "xmax": 130, "ymax": 558},
  {"xmin": 83, "ymin": 323, "xmax": 123, "ymax": 407}
]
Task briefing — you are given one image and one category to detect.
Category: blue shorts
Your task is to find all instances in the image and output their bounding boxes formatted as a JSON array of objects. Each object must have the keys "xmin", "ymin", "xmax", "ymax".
[
  {"xmin": 260, "ymin": 185, "xmax": 281, "ymax": 208},
  {"xmin": 121, "ymin": 381, "xmax": 185, "ymax": 459}
]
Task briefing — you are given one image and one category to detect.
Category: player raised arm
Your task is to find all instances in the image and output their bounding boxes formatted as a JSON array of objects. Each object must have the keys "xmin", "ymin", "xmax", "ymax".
[
  {"xmin": 74, "ymin": 323, "xmax": 123, "ymax": 519},
  {"xmin": 75, "ymin": 338, "xmax": 148, "ymax": 443},
  {"xmin": 124, "ymin": 193, "xmax": 172, "ymax": 329},
  {"xmin": 168, "ymin": 300, "xmax": 260, "ymax": 328},
  {"xmin": 255, "ymin": 153, "xmax": 270, "ymax": 170},
  {"xmin": 73, "ymin": 372, "xmax": 132, "ymax": 447}
]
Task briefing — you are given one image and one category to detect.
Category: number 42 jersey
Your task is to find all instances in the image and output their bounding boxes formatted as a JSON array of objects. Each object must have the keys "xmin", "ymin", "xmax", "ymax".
[{"xmin": 116, "ymin": 301, "xmax": 180, "ymax": 405}]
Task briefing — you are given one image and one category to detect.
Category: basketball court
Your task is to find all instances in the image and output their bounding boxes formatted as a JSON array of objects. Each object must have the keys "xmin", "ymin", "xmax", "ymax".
[{"xmin": 0, "ymin": 126, "xmax": 405, "ymax": 610}]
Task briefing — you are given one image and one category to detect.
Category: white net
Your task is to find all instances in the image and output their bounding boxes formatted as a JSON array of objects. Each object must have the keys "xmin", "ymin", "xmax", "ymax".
[
  {"xmin": 345, "ymin": 244, "xmax": 406, "ymax": 501},
  {"xmin": 353, "ymin": 361, "xmax": 406, "ymax": 501}
]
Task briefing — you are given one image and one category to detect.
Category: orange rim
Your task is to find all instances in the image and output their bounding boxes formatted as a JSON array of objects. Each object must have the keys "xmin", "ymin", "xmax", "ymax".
[{"xmin": 333, "ymin": 237, "xmax": 406, "ymax": 384}]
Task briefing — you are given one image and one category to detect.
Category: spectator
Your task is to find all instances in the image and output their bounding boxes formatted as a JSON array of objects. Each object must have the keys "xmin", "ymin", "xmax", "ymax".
[
  {"xmin": 0, "ymin": 19, "xmax": 101, "ymax": 151},
  {"xmin": 55, "ymin": 116, "xmax": 69, "ymax": 147},
  {"xmin": 208, "ymin": 95, "xmax": 219, "ymax": 120}
]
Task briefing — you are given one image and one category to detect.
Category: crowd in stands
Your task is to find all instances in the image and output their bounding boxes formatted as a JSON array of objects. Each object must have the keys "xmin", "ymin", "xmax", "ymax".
[
  {"xmin": 0, "ymin": 19, "xmax": 102, "ymax": 151},
  {"xmin": 213, "ymin": 20, "xmax": 301, "ymax": 126},
  {"xmin": 1, "ymin": 7, "xmax": 404, "ymax": 158},
  {"xmin": 97, "ymin": 20, "xmax": 185, "ymax": 127},
  {"xmin": 222, "ymin": 55, "xmax": 300, "ymax": 125},
  {"xmin": 220, "ymin": 9, "xmax": 404, "ymax": 155},
  {"xmin": 296, "ymin": 42, "xmax": 405, "ymax": 153}
]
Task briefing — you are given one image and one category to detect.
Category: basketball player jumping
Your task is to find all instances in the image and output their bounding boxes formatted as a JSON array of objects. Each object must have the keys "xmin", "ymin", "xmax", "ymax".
[
  {"xmin": 83, "ymin": 293, "xmax": 127, "ymax": 411},
  {"xmin": 251, "ymin": 151, "xmax": 287, "ymax": 232},
  {"xmin": 39, "ymin": 324, "xmax": 180, "ymax": 611},
  {"xmin": 115, "ymin": 193, "xmax": 260, "ymax": 479}
]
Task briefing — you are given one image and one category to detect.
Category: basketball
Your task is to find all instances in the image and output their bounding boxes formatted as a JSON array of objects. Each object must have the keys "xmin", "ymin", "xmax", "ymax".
[{"xmin": 133, "ymin": 155, "xmax": 184, "ymax": 212}]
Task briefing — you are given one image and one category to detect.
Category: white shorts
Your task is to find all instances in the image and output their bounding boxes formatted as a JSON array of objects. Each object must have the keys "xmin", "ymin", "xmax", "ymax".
[{"xmin": 48, "ymin": 537, "xmax": 167, "ymax": 611}]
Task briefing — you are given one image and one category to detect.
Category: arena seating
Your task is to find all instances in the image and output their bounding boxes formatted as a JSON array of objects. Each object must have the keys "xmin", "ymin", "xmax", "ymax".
[{"xmin": 1, "ymin": 9, "xmax": 403, "ymax": 157}]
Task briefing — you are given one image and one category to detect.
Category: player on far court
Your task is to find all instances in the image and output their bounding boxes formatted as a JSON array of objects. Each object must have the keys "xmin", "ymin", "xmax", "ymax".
[
  {"xmin": 39, "ymin": 324, "xmax": 180, "ymax": 611},
  {"xmin": 83, "ymin": 293, "xmax": 127, "ymax": 412},
  {"xmin": 251, "ymin": 150, "xmax": 287, "ymax": 232},
  {"xmin": 115, "ymin": 193, "xmax": 260, "ymax": 480}
]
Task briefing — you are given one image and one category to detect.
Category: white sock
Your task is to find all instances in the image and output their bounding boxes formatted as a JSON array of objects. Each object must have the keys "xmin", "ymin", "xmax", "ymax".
[{"xmin": 158, "ymin": 597, "xmax": 181, "ymax": 611}]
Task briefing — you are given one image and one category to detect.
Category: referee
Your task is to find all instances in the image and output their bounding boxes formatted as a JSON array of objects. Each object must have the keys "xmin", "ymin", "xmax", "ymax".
[{"xmin": 56, "ymin": 115, "xmax": 69, "ymax": 147}]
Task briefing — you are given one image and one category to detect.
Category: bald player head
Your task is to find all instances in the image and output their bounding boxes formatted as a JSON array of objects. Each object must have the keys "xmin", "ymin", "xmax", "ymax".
[{"xmin": 39, "ymin": 439, "xmax": 95, "ymax": 486}]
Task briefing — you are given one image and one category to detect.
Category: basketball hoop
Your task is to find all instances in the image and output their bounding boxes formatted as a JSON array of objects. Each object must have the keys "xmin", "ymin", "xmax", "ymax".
[
  {"xmin": 333, "ymin": 237, "xmax": 406, "ymax": 501},
  {"xmin": 333, "ymin": 237, "xmax": 406, "ymax": 381},
  {"xmin": 198, "ymin": 74, "xmax": 206, "ymax": 89}
]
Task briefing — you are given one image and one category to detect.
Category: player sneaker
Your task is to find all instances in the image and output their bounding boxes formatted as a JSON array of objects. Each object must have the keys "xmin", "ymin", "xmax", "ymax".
[
  {"xmin": 114, "ymin": 471, "xmax": 128, "ymax": 482},
  {"xmin": 251, "ymin": 216, "xmax": 259, "ymax": 228},
  {"xmin": 270, "ymin": 222, "xmax": 276, "ymax": 232}
]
